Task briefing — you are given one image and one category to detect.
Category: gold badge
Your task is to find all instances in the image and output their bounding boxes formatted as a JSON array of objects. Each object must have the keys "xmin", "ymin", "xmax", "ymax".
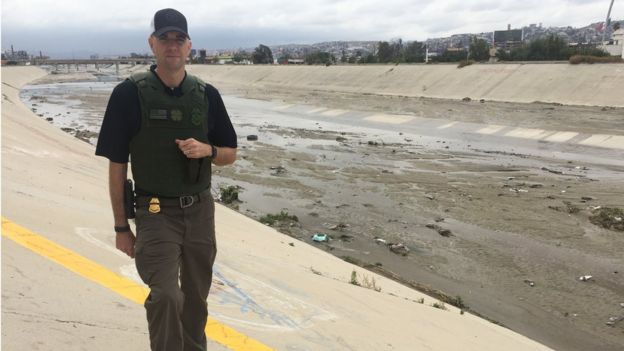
[{"xmin": 148, "ymin": 198, "xmax": 161, "ymax": 214}]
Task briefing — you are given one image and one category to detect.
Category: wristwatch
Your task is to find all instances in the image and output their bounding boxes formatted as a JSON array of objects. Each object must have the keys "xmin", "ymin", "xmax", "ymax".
[
  {"xmin": 114, "ymin": 225, "xmax": 131, "ymax": 233},
  {"xmin": 210, "ymin": 144, "xmax": 218, "ymax": 160}
]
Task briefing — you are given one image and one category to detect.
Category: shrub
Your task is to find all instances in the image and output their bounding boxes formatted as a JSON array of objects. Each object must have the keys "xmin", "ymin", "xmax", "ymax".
[
  {"xmin": 457, "ymin": 59, "xmax": 475, "ymax": 68},
  {"xmin": 219, "ymin": 185, "xmax": 240, "ymax": 204},
  {"xmin": 259, "ymin": 211, "xmax": 299, "ymax": 226},
  {"xmin": 589, "ymin": 207, "xmax": 624, "ymax": 231},
  {"xmin": 569, "ymin": 55, "xmax": 624, "ymax": 64}
]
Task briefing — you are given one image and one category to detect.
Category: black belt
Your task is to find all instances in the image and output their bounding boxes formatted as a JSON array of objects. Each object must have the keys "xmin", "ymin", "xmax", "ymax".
[{"xmin": 136, "ymin": 191, "xmax": 208, "ymax": 209}]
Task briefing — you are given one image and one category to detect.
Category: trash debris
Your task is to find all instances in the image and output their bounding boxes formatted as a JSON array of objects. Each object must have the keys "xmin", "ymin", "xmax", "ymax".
[
  {"xmin": 523, "ymin": 279, "xmax": 535, "ymax": 287},
  {"xmin": 312, "ymin": 233, "xmax": 328, "ymax": 242},
  {"xmin": 246, "ymin": 134, "xmax": 258, "ymax": 141},
  {"xmin": 324, "ymin": 222, "xmax": 349, "ymax": 231},
  {"xmin": 541, "ymin": 167, "xmax": 563, "ymax": 175},
  {"xmin": 425, "ymin": 194, "xmax": 435, "ymax": 200},
  {"xmin": 270, "ymin": 166, "xmax": 287, "ymax": 175},
  {"xmin": 389, "ymin": 243, "xmax": 410, "ymax": 256},
  {"xmin": 606, "ymin": 315, "xmax": 624, "ymax": 327},
  {"xmin": 579, "ymin": 275, "xmax": 593, "ymax": 282},
  {"xmin": 426, "ymin": 223, "xmax": 453, "ymax": 237},
  {"xmin": 375, "ymin": 238, "xmax": 387, "ymax": 245}
]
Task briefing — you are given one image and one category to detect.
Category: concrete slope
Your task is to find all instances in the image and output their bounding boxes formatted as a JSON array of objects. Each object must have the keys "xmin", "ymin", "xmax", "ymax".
[
  {"xmin": 2, "ymin": 66, "xmax": 553, "ymax": 350},
  {"xmin": 188, "ymin": 63, "xmax": 624, "ymax": 107}
]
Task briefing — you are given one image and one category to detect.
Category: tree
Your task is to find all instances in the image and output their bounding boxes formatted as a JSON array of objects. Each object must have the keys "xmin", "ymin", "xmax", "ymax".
[
  {"xmin": 340, "ymin": 50, "xmax": 347, "ymax": 63},
  {"xmin": 304, "ymin": 51, "xmax": 336, "ymax": 65},
  {"xmin": 377, "ymin": 41, "xmax": 393, "ymax": 63},
  {"xmin": 233, "ymin": 51, "xmax": 251, "ymax": 63},
  {"xmin": 404, "ymin": 41, "xmax": 425, "ymax": 63},
  {"xmin": 469, "ymin": 36, "xmax": 490, "ymax": 61},
  {"xmin": 252, "ymin": 44, "xmax": 274, "ymax": 64}
]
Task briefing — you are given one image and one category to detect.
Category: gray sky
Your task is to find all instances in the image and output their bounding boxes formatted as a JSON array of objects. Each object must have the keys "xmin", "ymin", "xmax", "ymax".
[{"xmin": 2, "ymin": 0, "xmax": 621, "ymax": 58}]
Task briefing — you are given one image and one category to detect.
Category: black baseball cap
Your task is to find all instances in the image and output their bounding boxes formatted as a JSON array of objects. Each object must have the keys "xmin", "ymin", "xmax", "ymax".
[{"xmin": 151, "ymin": 8, "xmax": 190, "ymax": 39}]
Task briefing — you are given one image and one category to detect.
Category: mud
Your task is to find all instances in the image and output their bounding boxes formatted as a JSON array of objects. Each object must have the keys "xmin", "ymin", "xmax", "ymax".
[{"xmin": 20, "ymin": 67, "xmax": 624, "ymax": 351}]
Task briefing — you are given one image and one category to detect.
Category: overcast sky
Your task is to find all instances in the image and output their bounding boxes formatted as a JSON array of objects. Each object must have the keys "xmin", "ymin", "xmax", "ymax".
[{"xmin": 2, "ymin": 0, "xmax": 621, "ymax": 58}]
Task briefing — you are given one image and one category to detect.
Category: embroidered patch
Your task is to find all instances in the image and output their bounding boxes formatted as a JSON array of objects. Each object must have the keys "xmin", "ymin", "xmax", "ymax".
[
  {"xmin": 149, "ymin": 109, "xmax": 168, "ymax": 120},
  {"xmin": 191, "ymin": 108, "xmax": 203, "ymax": 126},
  {"xmin": 171, "ymin": 109, "xmax": 183, "ymax": 122}
]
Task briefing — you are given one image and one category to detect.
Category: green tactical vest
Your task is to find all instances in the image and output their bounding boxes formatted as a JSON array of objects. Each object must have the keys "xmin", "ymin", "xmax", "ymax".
[{"xmin": 128, "ymin": 71, "xmax": 211, "ymax": 197}]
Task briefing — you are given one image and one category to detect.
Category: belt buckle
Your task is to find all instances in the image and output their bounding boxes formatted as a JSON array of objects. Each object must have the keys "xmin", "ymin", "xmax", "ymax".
[{"xmin": 179, "ymin": 195, "xmax": 194, "ymax": 208}]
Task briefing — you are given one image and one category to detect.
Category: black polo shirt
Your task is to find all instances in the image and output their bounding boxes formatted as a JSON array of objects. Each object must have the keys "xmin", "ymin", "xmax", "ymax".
[{"xmin": 95, "ymin": 66, "xmax": 237, "ymax": 163}]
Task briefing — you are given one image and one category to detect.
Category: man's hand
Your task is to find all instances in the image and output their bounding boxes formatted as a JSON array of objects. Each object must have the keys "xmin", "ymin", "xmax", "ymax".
[
  {"xmin": 175, "ymin": 138, "xmax": 212, "ymax": 159},
  {"xmin": 116, "ymin": 230, "xmax": 136, "ymax": 258}
]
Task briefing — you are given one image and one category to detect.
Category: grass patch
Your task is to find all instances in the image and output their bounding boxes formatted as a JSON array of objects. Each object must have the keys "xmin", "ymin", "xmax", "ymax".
[
  {"xmin": 342, "ymin": 256, "xmax": 362, "ymax": 265},
  {"xmin": 569, "ymin": 55, "xmax": 624, "ymax": 64},
  {"xmin": 259, "ymin": 210, "xmax": 299, "ymax": 226},
  {"xmin": 457, "ymin": 59, "xmax": 475, "ymax": 68},
  {"xmin": 589, "ymin": 207, "xmax": 624, "ymax": 231},
  {"xmin": 219, "ymin": 185, "xmax": 240, "ymax": 204},
  {"xmin": 432, "ymin": 302, "xmax": 447, "ymax": 310},
  {"xmin": 349, "ymin": 270, "xmax": 381, "ymax": 292},
  {"xmin": 350, "ymin": 270, "xmax": 360, "ymax": 286}
]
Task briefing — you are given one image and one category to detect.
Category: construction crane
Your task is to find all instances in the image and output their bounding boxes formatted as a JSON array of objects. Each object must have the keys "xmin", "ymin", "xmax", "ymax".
[{"xmin": 602, "ymin": 0, "xmax": 615, "ymax": 46}]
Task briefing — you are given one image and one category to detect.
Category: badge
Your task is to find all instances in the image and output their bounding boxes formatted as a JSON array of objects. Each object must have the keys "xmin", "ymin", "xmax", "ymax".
[
  {"xmin": 191, "ymin": 108, "xmax": 203, "ymax": 126},
  {"xmin": 149, "ymin": 198, "xmax": 161, "ymax": 214}
]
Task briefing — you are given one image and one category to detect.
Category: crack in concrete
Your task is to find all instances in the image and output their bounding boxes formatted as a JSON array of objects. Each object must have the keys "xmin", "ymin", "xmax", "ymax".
[{"xmin": 2, "ymin": 310, "xmax": 145, "ymax": 333}]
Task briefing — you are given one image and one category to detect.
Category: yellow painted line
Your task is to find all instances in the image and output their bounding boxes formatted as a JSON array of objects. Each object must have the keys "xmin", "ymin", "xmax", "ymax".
[{"xmin": 1, "ymin": 217, "xmax": 274, "ymax": 351}]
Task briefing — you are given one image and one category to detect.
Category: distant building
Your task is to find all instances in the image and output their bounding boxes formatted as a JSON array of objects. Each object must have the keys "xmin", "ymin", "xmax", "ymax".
[
  {"xmin": 198, "ymin": 49, "xmax": 207, "ymax": 64},
  {"xmin": 493, "ymin": 25, "xmax": 524, "ymax": 51},
  {"xmin": 604, "ymin": 28, "xmax": 624, "ymax": 57}
]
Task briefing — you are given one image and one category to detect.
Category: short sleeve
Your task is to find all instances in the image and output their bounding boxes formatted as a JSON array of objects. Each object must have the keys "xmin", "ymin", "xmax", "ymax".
[
  {"xmin": 205, "ymin": 84, "xmax": 237, "ymax": 148},
  {"xmin": 95, "ymin": 80, "xmax": 141, "ymax": 163}
]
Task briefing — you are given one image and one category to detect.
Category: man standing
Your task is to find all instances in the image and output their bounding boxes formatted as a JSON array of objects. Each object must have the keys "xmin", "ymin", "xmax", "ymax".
[{"xmin": 95, "ymin": 8, "xmax": 237, "ymax": 351}]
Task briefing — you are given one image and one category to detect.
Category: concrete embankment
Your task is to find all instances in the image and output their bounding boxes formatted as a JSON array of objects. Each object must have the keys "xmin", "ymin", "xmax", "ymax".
[
  {"xmin": 1, "ymin": 66, "xmax": 555, "ymax": 350},
  {"xmin": 188, "ymin": 63, "xmax": 624, "ymax": 107}
]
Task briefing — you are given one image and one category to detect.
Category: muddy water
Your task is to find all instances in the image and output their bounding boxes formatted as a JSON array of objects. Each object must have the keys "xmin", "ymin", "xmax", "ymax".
[{"xmin": 20, "ymin": 76, "xmax": 624, "ymax": 351}]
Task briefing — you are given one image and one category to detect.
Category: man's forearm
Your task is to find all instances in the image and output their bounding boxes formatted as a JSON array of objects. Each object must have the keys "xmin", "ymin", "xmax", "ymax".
[
  {"xmin": 212, "ymin": 146, "xmax": 236, "ymax": 166},
  {"xmin": 109, "ymin": 162, "xmax": 128, "ymax": 226}
]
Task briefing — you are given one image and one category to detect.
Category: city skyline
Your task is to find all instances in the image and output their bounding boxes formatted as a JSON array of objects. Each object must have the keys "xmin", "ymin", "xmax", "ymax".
[{"xmin": 2, "ymin": 0, "xmax": 621, "ymax": 58}]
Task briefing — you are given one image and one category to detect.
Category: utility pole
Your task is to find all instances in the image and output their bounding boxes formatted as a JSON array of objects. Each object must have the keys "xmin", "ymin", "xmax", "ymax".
[{"xmin": 602, "ymin": 0, "xmax": 615, "ymax": 47}]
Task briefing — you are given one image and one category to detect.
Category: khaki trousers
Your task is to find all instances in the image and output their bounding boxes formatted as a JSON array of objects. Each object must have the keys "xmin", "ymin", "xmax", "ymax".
[{"xmin": 135, "ymin": 192, "xmax": 217, "ymax": 351}]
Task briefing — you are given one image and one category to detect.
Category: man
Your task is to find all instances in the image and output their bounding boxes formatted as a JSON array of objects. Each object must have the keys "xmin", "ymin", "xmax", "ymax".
[{"xmin": 95, "ymin": 8, "xmax": 237, "ymax": 351}]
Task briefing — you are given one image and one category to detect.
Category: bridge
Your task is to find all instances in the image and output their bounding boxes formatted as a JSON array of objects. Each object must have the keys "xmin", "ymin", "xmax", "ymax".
[{"xmin": 31, "ymin": 58, "xmax": 154, "ymax": 74}]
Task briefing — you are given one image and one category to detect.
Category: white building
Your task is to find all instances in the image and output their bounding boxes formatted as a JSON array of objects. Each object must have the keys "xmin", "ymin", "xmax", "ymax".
[{"xmin": 604, "ymin": 28, "xmax": 624, "ymax": 57}]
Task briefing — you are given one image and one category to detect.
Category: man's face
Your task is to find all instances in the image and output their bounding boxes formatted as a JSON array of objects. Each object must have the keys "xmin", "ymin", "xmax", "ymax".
[{"xmin": 149, "ymin": 31, "xmax": 192, "ymax": 71}]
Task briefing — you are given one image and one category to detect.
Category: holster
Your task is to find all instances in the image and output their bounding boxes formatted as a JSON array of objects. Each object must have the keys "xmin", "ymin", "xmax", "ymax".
[{"xmin": 124, "ymin": 179, "xmax": 136, "ymax": 219}]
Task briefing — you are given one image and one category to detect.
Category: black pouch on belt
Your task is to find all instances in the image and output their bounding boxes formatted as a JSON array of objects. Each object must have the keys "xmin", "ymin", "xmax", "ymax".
[
  {"xmin": 187, "ymin": 158, "xmax": 204, "ymax": 183},
  {"xmin": 124, "ymin": 179, "xmax": 136, "ymax": 219}
]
